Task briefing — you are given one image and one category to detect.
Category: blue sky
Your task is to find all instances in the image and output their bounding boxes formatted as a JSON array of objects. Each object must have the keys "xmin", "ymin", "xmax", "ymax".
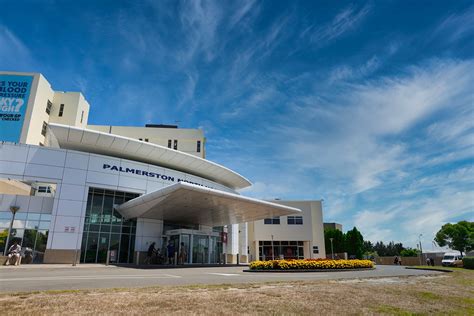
[{"xmin": 1, "ymin": 1, "xmax": 473, "ymax": 249}]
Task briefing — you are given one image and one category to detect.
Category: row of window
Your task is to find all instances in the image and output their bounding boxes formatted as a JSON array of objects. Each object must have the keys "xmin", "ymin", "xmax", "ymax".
[{"xmin": 263, "ymin": 216, "xmax": 303, "ymax": 225}]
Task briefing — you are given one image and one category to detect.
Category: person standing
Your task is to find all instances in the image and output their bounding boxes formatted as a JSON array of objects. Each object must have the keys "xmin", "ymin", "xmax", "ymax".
[
  {"xmin": 167, "ymin": 241, "xmax": 176, "ymax": 265},
  {"xmin": 179, "ymin": 242, "xmax": 187, "ymax": 264}
]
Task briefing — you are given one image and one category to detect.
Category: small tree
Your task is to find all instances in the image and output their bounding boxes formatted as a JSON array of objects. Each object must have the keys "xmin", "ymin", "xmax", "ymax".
[
  {"xmin": 434, "ymin": 221, "xmax": 474, "ymax": 256},
  {"xmin": 324, "ymin": 228, "xmax": 345, "ymax": 255},
  {"xmin": 345, "ymin": 227, "xmax": 364, "ymax": 259},
  {"xmin": 400, "ymin": 248, "xmax": 419, "ymax": 257}
]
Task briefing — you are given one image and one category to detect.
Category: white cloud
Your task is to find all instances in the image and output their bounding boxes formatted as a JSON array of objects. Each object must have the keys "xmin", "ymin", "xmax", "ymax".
[
  {"xmin": 0, "ymin": 25, "xmax": 32, "ymax": 68},
  {"xmin": 433, "ymin": 5, "xmax": 474, "ymax": 42},
  {"xmin": 278, "ymin": 59, "xmax": 474, "ymax": 193},
  {"xmin": 310, "ymin": 4, "xmax": 371, "ymax": 45}
]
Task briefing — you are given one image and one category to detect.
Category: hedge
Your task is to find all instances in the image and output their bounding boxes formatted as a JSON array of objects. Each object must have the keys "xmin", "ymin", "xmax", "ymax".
[
  {"xmin": 249, "ymin": 259, "xmax": 374, "ymax": 270},
  {"xmin": 462, "ymin": 257, "xmax": 474, "ymax": 270}
]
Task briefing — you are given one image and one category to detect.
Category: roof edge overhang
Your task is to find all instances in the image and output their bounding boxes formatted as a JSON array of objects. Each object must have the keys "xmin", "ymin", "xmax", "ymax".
[
  {"xmin": 116, "ymin": 182, "xmax": 301, "ymax": 225},
  {"xmin": 47, "ymin": 123, "xmax": 252, "ymax": 190}
]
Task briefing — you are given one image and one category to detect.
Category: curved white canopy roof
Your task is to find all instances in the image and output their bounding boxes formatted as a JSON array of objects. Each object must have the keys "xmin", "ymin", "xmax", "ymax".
[
  {"xmin": 116, "ymin": 182, "xmax": 301, "ymax": 226},
  {"xmin": 47, "ymin": 123, "xmax": 251, "ymax": 190}
]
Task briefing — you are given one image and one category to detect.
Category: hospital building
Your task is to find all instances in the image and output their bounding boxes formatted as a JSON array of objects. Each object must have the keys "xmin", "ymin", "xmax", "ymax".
[{"xmin": 0, "ymin": 71, "xmax": 326, "ymax": 264}]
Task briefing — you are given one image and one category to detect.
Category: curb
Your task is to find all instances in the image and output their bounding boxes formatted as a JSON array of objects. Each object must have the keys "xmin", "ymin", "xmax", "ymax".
[
  {"xmin": 405, "ymin": 267, "xmax": 453, "ymax": 273},
  {"xmin": 243, "ymin": 268, "xmax": 376, "ymax": 273}
]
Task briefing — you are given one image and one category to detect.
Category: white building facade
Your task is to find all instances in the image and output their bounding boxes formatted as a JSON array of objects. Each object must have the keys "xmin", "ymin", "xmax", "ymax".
[{"xmin": 0, "ymin": 72, "xmax": 326, "ymax": 264}]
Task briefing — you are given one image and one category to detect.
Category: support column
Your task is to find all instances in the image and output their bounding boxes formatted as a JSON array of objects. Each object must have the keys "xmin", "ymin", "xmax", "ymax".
[
  {"xmin": 226, "ymin": 224, "xmax": 239, "ymax": 264},
  {"xmin": 238, "ymin": 223, "xmax": 248, "ymax": 263}
]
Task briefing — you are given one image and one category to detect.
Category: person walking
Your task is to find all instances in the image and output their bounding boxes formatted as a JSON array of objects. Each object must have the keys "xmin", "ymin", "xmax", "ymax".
[{"xmin": 144, "ymin": 242, "xmax": 156, "ymax": 264}]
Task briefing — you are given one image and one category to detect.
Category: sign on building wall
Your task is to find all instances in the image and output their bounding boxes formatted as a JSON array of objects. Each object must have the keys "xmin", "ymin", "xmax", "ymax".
[{"xmin": 0, "ymin": 74, "xmax": 34, "ymax": 142}]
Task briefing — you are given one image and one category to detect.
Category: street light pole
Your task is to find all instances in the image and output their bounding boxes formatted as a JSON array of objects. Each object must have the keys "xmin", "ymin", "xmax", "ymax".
[
  {"xmin": 4, "ymin": 206, "xmax": 19, "ymax": 256},
  {"xmin": 329, "ymin": 237, "xmax": 334, "ymax": 260},
  {"xmin": 418, "ymin": 234, "xmax": 423, "ymax": 265},
  {"xmin": 271, "ymin": 234, "xmax": 274, "ymax": 260}
]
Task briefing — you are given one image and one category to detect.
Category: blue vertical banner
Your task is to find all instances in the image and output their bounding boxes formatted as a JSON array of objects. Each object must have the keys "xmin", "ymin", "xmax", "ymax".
[{"xmin": 0, "ymin": 75, "xmax": 34, "ymax": 142}]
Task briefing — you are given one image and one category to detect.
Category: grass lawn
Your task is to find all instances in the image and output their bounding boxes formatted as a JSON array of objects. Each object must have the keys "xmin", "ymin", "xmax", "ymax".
[{"xmin": 0, "ymin": 269, "xmax": 472, "ymax": 315}]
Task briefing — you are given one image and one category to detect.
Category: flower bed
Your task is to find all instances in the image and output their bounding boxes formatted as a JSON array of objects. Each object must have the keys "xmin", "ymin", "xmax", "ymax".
[{"xmin": 249, "ymin": 259, "xmax": 374, "ymax": 270}]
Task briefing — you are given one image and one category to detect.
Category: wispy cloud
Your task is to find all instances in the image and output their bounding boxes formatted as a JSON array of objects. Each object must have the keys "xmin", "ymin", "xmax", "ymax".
[
  {"xmin": 309, "ymin": 4, "xmax": 371, "ymax": 45},
  {"xmin": 0, "ymin": 25, "xmax": 32, "ymax": 69},
  {"xmin": 433, "ymin": 5, "xmax": 474, "ymax": 42}
]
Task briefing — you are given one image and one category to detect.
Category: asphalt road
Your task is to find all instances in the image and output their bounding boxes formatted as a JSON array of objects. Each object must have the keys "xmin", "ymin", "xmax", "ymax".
[{"xmin": 0, "ymin": 264, "xmax": 440, "ymax": 293}]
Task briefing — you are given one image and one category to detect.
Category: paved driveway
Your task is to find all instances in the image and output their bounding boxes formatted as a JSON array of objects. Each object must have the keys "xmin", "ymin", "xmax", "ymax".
[{"xmin": 0, "ymin": 264, "xmax": 440, "ymax": 293}]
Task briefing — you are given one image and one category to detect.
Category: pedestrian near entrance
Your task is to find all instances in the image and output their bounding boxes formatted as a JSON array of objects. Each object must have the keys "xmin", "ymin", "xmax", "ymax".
[
  {"xmin": 167, "ymin": 241, "xmax": 175, "ymax": 265},
  {"xmin": 393, "ymin": 256, "xmax": 398, "ymax": 265},
  {"xmin": 179, "ymin": 242, "xmax": 187, "ymax": 264},
  {"xmin": 145, "ymin": 242, "xmax": 156, "ymax": 264}
]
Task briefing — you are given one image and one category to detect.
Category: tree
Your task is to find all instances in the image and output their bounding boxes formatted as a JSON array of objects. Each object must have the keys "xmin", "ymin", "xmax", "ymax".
[
  {"xmin": 345, "ymin": 227, "xmax": 364, "ymax": 259},
  {"xmin": 434, "ymin": 221, "xmax": 474, "ymax": 255},
  {"xmin": 400, "ymin": 248, "xmax": 419, "ymax": 257},
  {"xmin": 324, "ymin": 228, "xmax": 345, "ymax": 255}
]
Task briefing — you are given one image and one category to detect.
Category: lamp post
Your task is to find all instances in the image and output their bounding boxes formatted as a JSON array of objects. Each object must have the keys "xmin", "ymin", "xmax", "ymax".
[
  {"xmin": 271, "ymin": 234, "xmax": 274, "ymax": 260},
  {"xmin": 4, "ymin": 206, "xmax": 19, "ymax": 256},
  {"xmin": 418, "ymin": 234, "xmax": 423, "ymax": 265},
  {"xmin": 329, "ymin": 237, "xmax": 334, "ymax": 260}
]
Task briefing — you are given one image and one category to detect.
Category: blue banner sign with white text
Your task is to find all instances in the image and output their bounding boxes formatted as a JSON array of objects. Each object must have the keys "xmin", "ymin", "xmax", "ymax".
[{"xmin": 0, "ymin": 74, "xmax": 34, "ymax": 142}]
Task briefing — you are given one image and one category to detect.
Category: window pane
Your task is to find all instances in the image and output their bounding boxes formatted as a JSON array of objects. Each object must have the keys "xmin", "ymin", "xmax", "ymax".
[
  {"xmin": 84, "ymin": 232, "xmax": 98, "ymax": 263},
  {"xmin": 22, "ymin": 229, "xmax": 37, "ymax": 248},
  {"xmin": 12, "ymin": 219, "xmax": 25, "ymax": 229},
  {"xmin": 27, "ymin": 213, "xmax": 41, "ymax": 221},
  {"xmin": 40, "ymin": 214, "xmax": 52, "ymax": 221},
  {"xmin": 0, "ymin": 212, "xmax": 12, "ymax": 220},
  {"xmin": 25, "ymin": 220, "xmax": 39, "ymax": 229},
  {"xmin": 91, "ymin": 194, "xmax": 103, "ymax": 216},
  {"xmin": 38, "ymin": 221, "xmax": 50, "ymax": 230}
]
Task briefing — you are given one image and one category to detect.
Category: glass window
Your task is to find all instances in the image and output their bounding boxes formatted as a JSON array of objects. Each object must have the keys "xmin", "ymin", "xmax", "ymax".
[
  {"xmin": 41, "ymin": 121, "xmax": 47, "ymax": 136},
  {"xmin": 22, "ymin": 229, "xmax": 37, "ymax": 248},
  {"xmin": 59, "ymin": 104, "xmax": 64, "ymax": 117},
  {"xmin": 197, "ymin": 140, "xmax": 201, "ymax": 153},
  {"xmin": 173, "ymin": 139, "xmax": 178, "ymax": 150},
  {"xmin": 0, "ymin": 212, "xmax": 12, "ymax": 220},
  {"xmin": 46, "ymin": 100, "xmax": 52, "ymax": 115},
  {"xmin": 40, "ymin": 214, "xmax": 52, "ymax": 221},
  {"xmin": 82, "ymin": 188, "xmax": 138, "ymax": 264},
  {"xmin": 15, "ymin": 213, "xmax": 28, "ymax": 220},
  {"xmin": 12, "ymin": 219, "xmax": 25, "ymax": 229},
  {"xmin": 25, "ymin": 220, "xmax": 39, "ymax": 229},
  {"xmin": 80, "ymin": 110, "xmax": 84, "ymax": 123},
  {"xmin": 91, "ymin": 194, "xmax": 103, "ymax": 216},
  {"xmin": 287, "ymin": 216, "xmax": 303, "ymax": 225},
  {"xmin": 38, "ymin": 221, "xmax": 50, "ymax": 230},
  {"xmin": 84, "ymin": 232, "xmax": 98, "ymax": 263},
  {"xmin": 27, "ymin": 213, "xmax": 41, "ymax": 221},
  {"xmin": 264, "ymin": 217, "xmax": 280, "ymax": 225},
  {"xmin": 168, "ymin": 139, "xmax": 172, "ymax": 148}
]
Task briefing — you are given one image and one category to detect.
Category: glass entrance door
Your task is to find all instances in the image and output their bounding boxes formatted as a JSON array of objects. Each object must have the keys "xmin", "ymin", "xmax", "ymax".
[
  {"xmin": 179, "ymin": 234, "xmax": 190, "ymax": 264},
  {"xmin": 192, "ymin": 235, "xmax": 209, "ymax": 264}
]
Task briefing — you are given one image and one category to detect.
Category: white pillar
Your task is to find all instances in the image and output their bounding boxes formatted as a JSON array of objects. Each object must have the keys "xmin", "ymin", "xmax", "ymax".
[
  {"xmin": 238, "ymin": 223, "xmax": 248, "ymax": 262},
  {"xmin": 226, "ymin": 224, "xmax": 239, "ymax": 263}
]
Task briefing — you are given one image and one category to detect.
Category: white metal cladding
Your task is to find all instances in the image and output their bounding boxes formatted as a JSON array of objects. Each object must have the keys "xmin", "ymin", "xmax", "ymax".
[
  {"xmin": 47, "ymin": 123, "xmax": 251, "ymax": 190},
  {"xmin": 116, "ymin": 182, "xmax": 302, "ymax": 227}
]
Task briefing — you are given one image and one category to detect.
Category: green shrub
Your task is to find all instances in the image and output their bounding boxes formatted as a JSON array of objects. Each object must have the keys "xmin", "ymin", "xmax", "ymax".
[{"xmin": 462, "ymin": 257, "xmax": 474, "ymax": 269}]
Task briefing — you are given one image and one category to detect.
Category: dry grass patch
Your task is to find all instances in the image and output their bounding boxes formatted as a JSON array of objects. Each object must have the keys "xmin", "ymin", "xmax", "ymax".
[{"xmin": 0, "ymin": 269, "xmax": 473, "ymax": 315}]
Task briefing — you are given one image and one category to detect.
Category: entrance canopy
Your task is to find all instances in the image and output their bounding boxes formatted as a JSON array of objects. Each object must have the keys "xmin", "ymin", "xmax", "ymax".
[{"xmin": 116, "ymin": 182, "xmax": 301, "ymax": 226}]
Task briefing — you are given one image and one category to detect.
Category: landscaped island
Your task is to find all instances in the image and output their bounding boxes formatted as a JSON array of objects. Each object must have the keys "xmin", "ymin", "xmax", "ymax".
[{"xmin": 249, "ymin": 259, "xmax": 374, "ymax": 270}]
